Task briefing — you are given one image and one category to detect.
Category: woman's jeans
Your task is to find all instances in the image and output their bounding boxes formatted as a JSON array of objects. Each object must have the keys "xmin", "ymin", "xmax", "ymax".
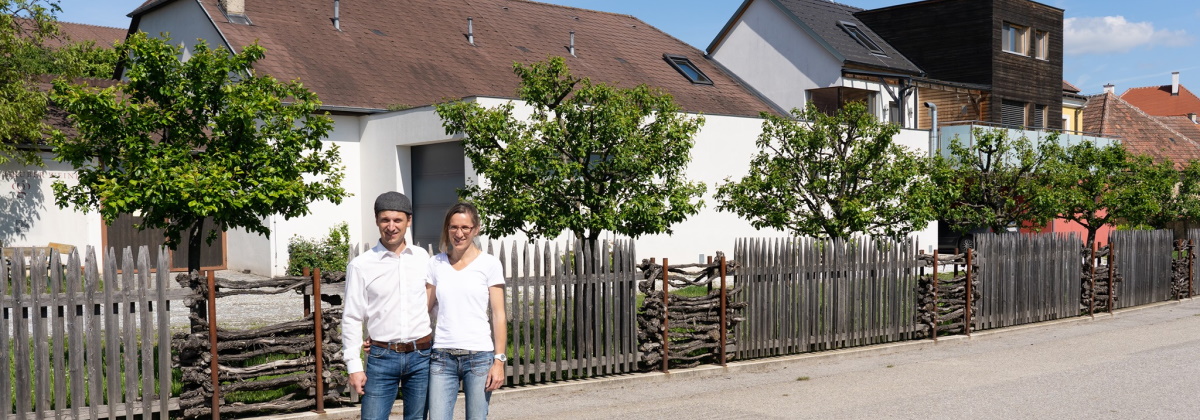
[
  {"xmin": 360, "ymin": 346, "xmax": 432, "ymax": 420},
  {"xmin": 428, "ymin": 349, "xmax": 495, "ymax": 420}
]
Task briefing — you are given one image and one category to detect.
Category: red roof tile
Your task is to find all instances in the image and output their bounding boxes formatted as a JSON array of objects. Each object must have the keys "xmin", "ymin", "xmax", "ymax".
[
  {"xmin": 1083, "ymin": 93, "xmax": 1200, "ymax": 165},
  {"xmin": 1062, "ymin": 80, "xmax": 1080, "ymax": 93},
  {"xmin": 134, "ymin": 0, "xmax": 773, "ymax": 116},
  {"xmin": 1119, "ymin": 84, "xmax": 1200, "ymax": 118}
]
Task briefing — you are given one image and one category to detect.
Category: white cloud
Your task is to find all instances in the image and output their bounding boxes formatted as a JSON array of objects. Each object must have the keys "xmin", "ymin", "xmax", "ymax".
[{"xmin": 1064, "ymin": 16, "xmax": 1193, "ymax": 55}]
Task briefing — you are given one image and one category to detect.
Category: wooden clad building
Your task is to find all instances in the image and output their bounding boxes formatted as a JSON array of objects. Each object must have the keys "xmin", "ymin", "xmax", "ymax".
[{"xmin": 856, "ymin": 0, "xmax": 1064, "ymax": 129}]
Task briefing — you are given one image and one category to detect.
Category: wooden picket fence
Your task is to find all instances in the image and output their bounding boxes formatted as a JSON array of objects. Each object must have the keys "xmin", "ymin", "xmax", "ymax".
[
  {"xmin": 1111, "ymin": 230, "xmax": 1174, "ymax": 309},
  {"xmin": 972, "ymin": 233, "xmax": 1080, "ymax": 329},
  {"xmin": 493, "ymin": 239, "xmax": 639, "ymax": 385},
  {"xmin": 1, "ymin": 246, "xmax": 181, "ymax": 419},
  {"xmin": 732, "ymin": 237, "xmax": 922, "ymax": 359}
]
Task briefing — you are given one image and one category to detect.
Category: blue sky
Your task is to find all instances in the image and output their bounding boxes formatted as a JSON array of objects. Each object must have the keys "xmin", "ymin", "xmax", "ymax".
[{"xmin": 54, "ymin": 0, "xmax": 1199, "ymax": 95}]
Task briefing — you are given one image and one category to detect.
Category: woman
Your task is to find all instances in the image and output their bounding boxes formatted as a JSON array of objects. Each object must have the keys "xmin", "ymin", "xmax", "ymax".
[{"xmin": 427, "ymin": 202, "xmax": 507, "ymax": 420}]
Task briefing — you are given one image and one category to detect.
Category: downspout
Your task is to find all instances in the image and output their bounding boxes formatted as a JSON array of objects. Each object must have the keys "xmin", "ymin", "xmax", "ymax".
[{"xmin": 925, "ymin": 102, "xmax": 938, "ymax": 157}]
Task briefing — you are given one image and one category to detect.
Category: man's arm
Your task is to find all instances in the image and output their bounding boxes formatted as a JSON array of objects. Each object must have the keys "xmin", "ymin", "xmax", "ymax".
[{"xmin": 342, "ymin": 263, "xmax": 368, "ymax": 395}]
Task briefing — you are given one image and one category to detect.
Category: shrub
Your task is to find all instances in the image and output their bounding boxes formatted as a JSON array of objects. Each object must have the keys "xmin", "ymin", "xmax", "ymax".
[{"xmin": 286, "ymin": 223, "xmax": 350, "ymax": 276}]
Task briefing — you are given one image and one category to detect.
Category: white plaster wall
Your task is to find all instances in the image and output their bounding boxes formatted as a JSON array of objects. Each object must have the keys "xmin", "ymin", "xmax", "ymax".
[
  {"xmin": 894, "ymin": 128, "xmax": 938, "ymax": 253},
  {"xmin": 709, "ymin": 0, "xmax": 842, "ymax": 113},
  {"xmin": 0, "ymin": 157, "xmax": 102, "ymax": 254},
  {"xmin": 135, "ymin": 0, "xmax": 231, "ymax": 55}
]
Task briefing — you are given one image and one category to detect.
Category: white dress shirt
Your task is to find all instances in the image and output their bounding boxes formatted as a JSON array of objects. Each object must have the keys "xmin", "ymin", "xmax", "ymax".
[{"xmin": 341, "ymin": 241, "xmax": 432, "ymax": 373}]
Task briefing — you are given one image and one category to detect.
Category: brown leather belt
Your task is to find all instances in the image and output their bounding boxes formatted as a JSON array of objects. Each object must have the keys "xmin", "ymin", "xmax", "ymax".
[{"xmin": 369, "ymin": 334, "xmax": 433, "ymax": 352}]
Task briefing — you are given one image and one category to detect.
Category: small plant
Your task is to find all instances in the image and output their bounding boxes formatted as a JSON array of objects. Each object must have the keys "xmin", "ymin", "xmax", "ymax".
[
  {"xmin": 286, "ymin": 223, "xmax": 350, "ymax": 276},
  {"xmin": 796, "ymin": 376, "xmax": 810, "ymax": 381},
  {"xmin": 886, "ymin": 364, "xmax": 895, "ymax": 368}
]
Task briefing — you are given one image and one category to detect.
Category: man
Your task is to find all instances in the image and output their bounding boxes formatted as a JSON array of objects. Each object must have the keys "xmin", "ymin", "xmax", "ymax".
[{"xmin": 342, "ymin": 191, "xmax": 435, "ymax": 420}]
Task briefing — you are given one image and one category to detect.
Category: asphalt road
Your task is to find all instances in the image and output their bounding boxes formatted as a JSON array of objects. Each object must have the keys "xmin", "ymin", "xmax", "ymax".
[{"xmin": 485, "ymin": 299, "xmax": 1200, "ymax": 420}]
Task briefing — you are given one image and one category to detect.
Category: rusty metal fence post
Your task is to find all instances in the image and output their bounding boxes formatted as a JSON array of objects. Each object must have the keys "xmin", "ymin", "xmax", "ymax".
[
  {"xmin": 719, "ymin": 256, "xmax": 728, "ymax": 367},
  {"xmin": 661, "ymin": 258, "xmax": 670, "ymax": 373},
  {"xmin": 312, "ymin": 268, "xmax": 326, "ymax": 413},
  {"xmin": 931, "ymin": 250, "xmax": 939, "ymax": 342},
  {"xmin": 1089, "ymin": 242, "xmax": 1097, "ymax": 318},
  {"xmin": 206, "ymin": 270, "xmax": 220, "ymax": 420},
  {"xmin": 965, "ymin": 249, "xmax": 973, "ymax": 336}
]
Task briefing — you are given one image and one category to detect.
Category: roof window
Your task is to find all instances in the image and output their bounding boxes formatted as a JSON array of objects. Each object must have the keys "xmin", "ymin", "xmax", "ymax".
[
  {"xmin": 838, "ymin": 21, "xmax": 886, "ymax": 56},
  {"xmin": 663, "ymin": 54, "xmax": 713, "ymax": 85}
]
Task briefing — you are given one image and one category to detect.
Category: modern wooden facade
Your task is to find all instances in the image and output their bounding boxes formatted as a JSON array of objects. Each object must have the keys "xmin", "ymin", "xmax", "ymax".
[{"xmin": 857, "ymin": 0, "xmax": 1064, "ymax": 129}]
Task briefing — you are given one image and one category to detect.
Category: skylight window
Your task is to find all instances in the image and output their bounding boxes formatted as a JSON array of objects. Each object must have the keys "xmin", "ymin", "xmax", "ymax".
[
  {"xmin": 838, "ymin": 21, "xmax": 886, "ymax": 56},
  {"xmin": 664, "ymin": 54, "xmax": 713, "ymax": 85}
]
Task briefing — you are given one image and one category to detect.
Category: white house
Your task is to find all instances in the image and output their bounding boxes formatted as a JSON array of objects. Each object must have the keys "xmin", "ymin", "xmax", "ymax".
[{"xmin": 3, "ymin": 0, "xmax": 937, "ymax": 275}]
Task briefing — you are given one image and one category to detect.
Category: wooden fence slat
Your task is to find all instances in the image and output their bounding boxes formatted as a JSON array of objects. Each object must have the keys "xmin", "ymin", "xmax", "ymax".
[
  {"xmin": 1, "ymin": 248, "xmax": 11, "ymax": 420},
  {"xmin": 50, "ymin": 251, "xmax": 67, "ymax": 420},
  {"xmin": 155, "ymin": 247, "xmax": 172, "ymax": 417},
  {"xmin": 137, "ymin": 247, "xmax": 154, "ymax": 420},
  {"xmin": 533, "ymin": 242, "xmax": 545, "ymax": 383},
  {"xmin": 85, "ymin": 248, "xmax": 101, "ymax": 420},
  {"xmin": 66, "ymin": 250, "xmax": 85, "ymax": 420},
  {"xmin": 121, "ymin": 248, "xmax": 137, "ymax": 420},
  {"xmin": 103, "ymin": 248, "xmax": 120, "ymax": 420},
  {"xmin": 33, "ymin": 250, "xmax": 52, "ymax": 417},
  {"xmin": 14, "ymin": 249, "xmax": 32, "ymax": 418}
]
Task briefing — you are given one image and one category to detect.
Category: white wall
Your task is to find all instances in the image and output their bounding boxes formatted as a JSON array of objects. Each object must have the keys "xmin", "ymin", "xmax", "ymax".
[
  {"xmin": 709, "ymin": 0, "xmax": 842, "ymax": 113},
  {"xmin": 0, "ymin": 157, "xmax": 102, "ymax": 254},
  {"xmin": 136, "ymin": 0, "xmax": 230, "ymax": 54}
]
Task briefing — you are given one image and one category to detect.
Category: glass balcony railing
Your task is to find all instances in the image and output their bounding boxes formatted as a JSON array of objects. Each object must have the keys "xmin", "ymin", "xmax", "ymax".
[{"xmin": 934, "ymin": 121, "xmax": 1119, "ymax": 157}]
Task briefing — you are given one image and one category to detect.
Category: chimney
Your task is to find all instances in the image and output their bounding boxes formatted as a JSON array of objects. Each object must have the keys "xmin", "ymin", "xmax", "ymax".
[
  {"xmin": 331, "ymin": 0, "xmax": 340, "ymax": 31},
  {"xmin": 467, "ymin": 17, "xmax": 474, "ymax": 46},
  {"xmin": 568, "ymin": 31, "xmax": 576, "ymax": 57},
  {"xmin": 1190, "ymin": 113, "xmax": 1198, "ymax": 124},
  {"xmin": 220, "ymin": 0, "xmax": 244, "ymax": 16},
  {"xmin": 1172, "ymin": 71, "xmax": 1180, "ymax": 96},
  {"xmin": 1104, "ymin": 83, "xmax": 1115, "ymax": 95}
]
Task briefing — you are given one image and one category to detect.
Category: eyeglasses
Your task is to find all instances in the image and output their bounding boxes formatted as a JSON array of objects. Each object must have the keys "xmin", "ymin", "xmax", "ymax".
[{"xmin": 448, "ymin": 225, "xmax": 475, "ymax": 233}]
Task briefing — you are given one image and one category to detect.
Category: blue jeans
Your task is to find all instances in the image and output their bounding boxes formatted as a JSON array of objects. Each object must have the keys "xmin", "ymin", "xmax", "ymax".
[
  {"xmin": 428, "ymin": 349, "xmax": 495, "ymax": 420},
  {"xmin": 361, "ymin": 345, "xmax": 431, "ymax": 420}
]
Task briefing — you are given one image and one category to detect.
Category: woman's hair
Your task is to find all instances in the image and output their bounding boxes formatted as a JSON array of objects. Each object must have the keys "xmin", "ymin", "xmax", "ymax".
[{"xmin": 439, "ymin": 202, "xmax": 482, "ymax": 254}]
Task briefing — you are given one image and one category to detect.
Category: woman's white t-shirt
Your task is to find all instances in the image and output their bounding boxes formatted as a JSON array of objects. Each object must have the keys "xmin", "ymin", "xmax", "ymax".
[{"xmin": 428, "ymin": 252, "xmax": 505, "ymax": 351}]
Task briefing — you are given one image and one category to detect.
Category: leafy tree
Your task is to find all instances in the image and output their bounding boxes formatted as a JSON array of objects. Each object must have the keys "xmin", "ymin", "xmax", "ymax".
[
  {"xmin": 715, "ymin": 102, "xmax": 934, "ymax": 240},
  {"xmin": 1050, "ymin": 142, "xmax": 1175, "ymax": 248},
  {"xmin": 1, "ymin": 0, "xmax": 59, "ymax": 165},
  {"xmin": 436, "ymin": 56, "xmax": 706, "ymax": 244},
  {"xmin": 50, "ymin": 33, "xmax": 346, "ymax": 272},
  {"xmin": 1163, "ymin": 160, "xmax": 1200, "ymax": 227},
  {"xmin": 928, "ymin": 128, "xmax": 1063, "ymax": 234}
]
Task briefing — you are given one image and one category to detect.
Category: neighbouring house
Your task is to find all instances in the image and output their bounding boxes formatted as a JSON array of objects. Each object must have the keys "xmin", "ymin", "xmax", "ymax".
[
  {"xmin": 106, "ymin": 0, "xmax": 938, "ymax": 276},
  {"xmin": 1119, "ymin": 72, "xmax": 1200, "ymax": 122},
  {"xmin": 707, "ymin": 0, "xmax": 925, "ymax": 127},
  {"xmin": 1062, "ymin": 80, "xmax": 1087, "ymax": 133}
]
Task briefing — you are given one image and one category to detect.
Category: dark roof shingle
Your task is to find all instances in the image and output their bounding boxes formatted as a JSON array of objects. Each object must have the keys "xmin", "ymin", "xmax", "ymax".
[{"xmin": 772, "ymin": 0, "xmax": 923, "ymax": 75}]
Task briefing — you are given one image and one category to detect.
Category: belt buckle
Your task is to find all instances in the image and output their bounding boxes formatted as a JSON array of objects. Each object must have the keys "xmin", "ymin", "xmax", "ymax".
[{"xmin": 447, "ymin": 349, "xmax": 472, "ymax": 356}]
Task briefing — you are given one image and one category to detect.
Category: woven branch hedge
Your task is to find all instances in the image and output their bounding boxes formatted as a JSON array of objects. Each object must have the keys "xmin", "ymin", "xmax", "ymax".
[
  {"xmin": 174, "ymin": 273, "xmax": 350, "ymax": 418},
  {"xmin": 915, "ymin": 251, "xmax": 980, "ymax": 337},
  {"xmin": 1081, "ymin": 245, "xmax": 1121, "ymax": 313},
  {"xmin": 635, "ymin": 254, "xmax": 745, "ymax": 370}
]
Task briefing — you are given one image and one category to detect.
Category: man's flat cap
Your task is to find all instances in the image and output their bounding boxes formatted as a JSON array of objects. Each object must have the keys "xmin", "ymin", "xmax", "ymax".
[{"xmin": 374, "ymin": 191, "xmax": 413, "ymax": 215}]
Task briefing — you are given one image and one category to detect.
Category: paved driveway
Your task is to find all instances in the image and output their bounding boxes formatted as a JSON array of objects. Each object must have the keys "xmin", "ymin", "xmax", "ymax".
[{"xmin": 487, "ymin": 299, "xmax": 1200, "ymax": 419}]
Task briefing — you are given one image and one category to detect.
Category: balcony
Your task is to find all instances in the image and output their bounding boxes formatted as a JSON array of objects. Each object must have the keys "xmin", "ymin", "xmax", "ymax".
[{"xmin": 933, "ymin": 121, "xmax": 1119, "ymax": 157}]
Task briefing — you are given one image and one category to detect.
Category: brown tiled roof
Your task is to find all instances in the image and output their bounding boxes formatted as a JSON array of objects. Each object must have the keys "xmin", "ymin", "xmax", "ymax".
[
  {"xmin": 132, "ymin": 0, "xmax": 773, "ymax": 116},
  {"xmin": 1083, "ymin": 93, "xmax": 1200, "ymax": 165},
  {"xmin": 1062, "ymin": 80, "xmax": 1080, "ymax": 94},
  {"xmin": 1119, "ymin": 84, "xmax": 1200, "ymax": 117},
  {"xmin": 51, "ymin": 21, "xmax": 126, "ymax": 48}
]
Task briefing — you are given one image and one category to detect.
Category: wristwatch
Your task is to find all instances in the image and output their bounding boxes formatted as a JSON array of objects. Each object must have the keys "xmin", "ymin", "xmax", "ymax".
[{"xmin": 494, "ymin": 353, "xmax": 507, "ymax": 362}]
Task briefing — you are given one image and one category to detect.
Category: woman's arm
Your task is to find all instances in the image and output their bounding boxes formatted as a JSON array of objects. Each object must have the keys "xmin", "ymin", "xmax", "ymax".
[{"xmin": 486, "ymin": 284, "xmax": 507, "ymax": 392}]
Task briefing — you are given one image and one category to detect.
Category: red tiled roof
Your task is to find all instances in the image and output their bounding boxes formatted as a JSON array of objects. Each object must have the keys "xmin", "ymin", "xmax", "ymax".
[
  {"xmin": 1119, "ymin": 84, "xmax": 1200, "ymax": 117},
  {"xmin": 1083, "ymin": 93, "xmax": 1200, "ymax": 165},
  {"xmin": 133, "ymin": 0, "xmax": 773, "ymax": 116}
]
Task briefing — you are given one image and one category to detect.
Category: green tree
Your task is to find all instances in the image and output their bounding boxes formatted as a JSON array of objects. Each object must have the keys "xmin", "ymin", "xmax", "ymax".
[
  {"xmin": 715, "ymin": 102, "xmax": 934, "ymax": 240},
  {"xmin": 928, "ymin": 128, "xmax": 1063, "ymax": 234},
  {"xmin": 1163, "ymin": 160, "xmax": 1200, "ymax": 227},
  {"xmin": 1050, "ymin": 142, "xmax": 1176, "ymax": 248},
  {"xmin": 436, "ymin": 56, "xmax": 706, "ymax": 244},
  {"xmin": 1, "ymin": 0, "xmax": 59, "ymax": 165},
  {"xmin": 50, "ymin": 33, "xmax": 346, "ymax": 272}
]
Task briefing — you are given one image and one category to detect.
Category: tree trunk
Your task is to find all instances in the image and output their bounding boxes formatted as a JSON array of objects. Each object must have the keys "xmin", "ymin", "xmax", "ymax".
[
  {"xmin": 188, "ymin": 217, "xmax": 206, "ymax": 273},
  {"xmin": 188, "ymin": 218, "xmax": 207, "ymax": 333}
]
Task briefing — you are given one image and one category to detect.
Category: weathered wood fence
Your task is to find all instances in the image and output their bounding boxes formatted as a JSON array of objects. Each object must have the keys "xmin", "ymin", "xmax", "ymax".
[
  {"xmin": 1111, "ymin": 230, "xmax": 1173, "ymax": 309},
  {"xmin": 1, "ymin": 246, "xmax": 179, "ymax": 419},
  {"xmin": 494, "ymin": 239, "xmax": 640, "ymax": 385},
  {"xmin": 732, "ymin": 237, "xmax": 922, "ymax": 359},
  {"xmin": 973, "ymin": 233, "xmax": 1079, "ymax": 329}
]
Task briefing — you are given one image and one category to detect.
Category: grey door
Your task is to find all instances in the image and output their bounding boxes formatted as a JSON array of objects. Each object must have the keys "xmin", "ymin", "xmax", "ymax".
[{"xmin": 411, "ymin": 142, "xmax": 466, "ymax": 251}]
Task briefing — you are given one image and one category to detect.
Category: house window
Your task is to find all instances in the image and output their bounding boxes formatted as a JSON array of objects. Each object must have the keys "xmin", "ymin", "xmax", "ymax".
[
  {"xmin": 1001, "ymin": 100, "xmax": 1026, "ymax": 126},
  {"xmin": 1033, "ymin": 30, "xmax": 1048, "ymax": 59},
  {"xmin": 837, "ymin": 21, "xmax": 886, "ymax": 56},
  {"xmin": 1031, "ymin": 104, "xmax": 1046, "ymax": 128},
  {"xmin": 1002, "ymin": 22, "xmax": 1029, "ymax": 55},
  {"xmin": 663, "ymin": 54, "xmax": 713, "ymax": 85},
  {"xmin": 807, "ymin": 87, "xmax": 876, "ymax": 117}
]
